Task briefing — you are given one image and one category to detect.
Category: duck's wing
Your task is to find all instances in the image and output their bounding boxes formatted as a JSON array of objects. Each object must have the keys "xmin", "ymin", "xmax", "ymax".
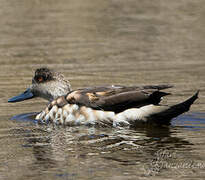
[{"xmin": 64, "ymin": 85, "xmax": 172, "ymax": 113}]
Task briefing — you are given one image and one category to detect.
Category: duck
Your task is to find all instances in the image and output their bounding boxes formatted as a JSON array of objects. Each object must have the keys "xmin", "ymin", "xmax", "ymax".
[{"xmin": 8, "ymin": 67, "xmax": 199, "ymax": 127}]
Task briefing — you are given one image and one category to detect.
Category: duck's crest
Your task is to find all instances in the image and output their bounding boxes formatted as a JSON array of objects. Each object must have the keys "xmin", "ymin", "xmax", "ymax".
[{"xmin": 33, "ymin": 67, "xmax": 54, "ymax": 83}]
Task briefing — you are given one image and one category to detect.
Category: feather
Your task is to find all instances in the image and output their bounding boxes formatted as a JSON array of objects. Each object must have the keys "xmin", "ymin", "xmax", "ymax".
[{"xmin": 64, "ymin": 85, "xmax": 172, "ymax": 113}]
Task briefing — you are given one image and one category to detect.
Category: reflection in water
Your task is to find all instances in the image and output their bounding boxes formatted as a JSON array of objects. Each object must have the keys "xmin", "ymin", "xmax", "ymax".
[
  {"xmin": 1, "ymin": 112, "xmax": 205, "ymax": 179},
  {"xmin": 11, "ymin": 112, "xmax": 39, "ymax": 122},
  {"xmin": 173, "ymin": 113, "xmax": 205, "ymax": 130},
  {"xmin": 8, "ymin": 115, "xmax": 195, "ymax": 178},
  {"xmin": 4, "ymin": 109, "xmax": 205, "ymax": 179}
]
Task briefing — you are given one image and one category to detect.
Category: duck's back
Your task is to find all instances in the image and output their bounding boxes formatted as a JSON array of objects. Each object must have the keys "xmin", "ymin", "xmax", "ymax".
[{"xmin": 63, "ymin": 84, "xmax": 172, "ymax": 113}]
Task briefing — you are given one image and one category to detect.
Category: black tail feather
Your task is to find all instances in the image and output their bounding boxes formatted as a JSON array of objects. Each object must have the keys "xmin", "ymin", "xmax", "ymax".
[
  {"xmin": 151, "ymin": 91, "xmax": 199, "ymax": 125},
  {"xmin": 171, "ymin": 91, "xmax": 199, "ymax": 113}
]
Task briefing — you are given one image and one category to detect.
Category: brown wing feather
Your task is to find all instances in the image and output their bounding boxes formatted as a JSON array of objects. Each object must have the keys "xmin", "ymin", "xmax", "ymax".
[{"xmin": 65, "ymin": 85, "xmax": 172, "ymax": 113}]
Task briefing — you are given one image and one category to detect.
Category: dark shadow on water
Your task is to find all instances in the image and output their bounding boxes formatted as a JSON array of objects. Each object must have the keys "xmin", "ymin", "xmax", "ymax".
[
  {"xmin": 172, "ymin": 112, "xmax": 205, "ymax": 131},
  {"xmin": 11, "ymin": 112, "xmax": 39, "ymax": 123}
]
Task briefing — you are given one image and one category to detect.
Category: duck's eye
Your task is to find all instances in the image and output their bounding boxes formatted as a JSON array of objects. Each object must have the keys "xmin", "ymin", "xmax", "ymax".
[{"xmin": 37, "ymin": 76, "xmax": 44, "ymax": 83}]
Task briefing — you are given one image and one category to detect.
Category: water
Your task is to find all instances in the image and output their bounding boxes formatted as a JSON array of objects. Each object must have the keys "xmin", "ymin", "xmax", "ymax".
[{"xmin": 0, "ymin": 0, "xmax": 205, "ymax": 179}]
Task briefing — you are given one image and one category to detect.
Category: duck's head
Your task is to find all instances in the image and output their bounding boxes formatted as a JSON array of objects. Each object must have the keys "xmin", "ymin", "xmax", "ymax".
[{"xmin": 8, "ymin": 67, "xmax": 71, "ymax": 103}]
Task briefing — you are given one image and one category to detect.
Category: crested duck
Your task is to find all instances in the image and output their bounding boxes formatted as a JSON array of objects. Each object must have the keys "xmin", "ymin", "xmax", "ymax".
[{"xmin": 8, "ymin": 67, "xmax": 199, "ymax": 127}]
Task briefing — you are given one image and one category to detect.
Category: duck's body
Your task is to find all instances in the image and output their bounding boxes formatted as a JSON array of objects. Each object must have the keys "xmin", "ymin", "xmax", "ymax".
[{"xmin": 8, "ymin": 68, "xmax": 198, "ymax": 127}]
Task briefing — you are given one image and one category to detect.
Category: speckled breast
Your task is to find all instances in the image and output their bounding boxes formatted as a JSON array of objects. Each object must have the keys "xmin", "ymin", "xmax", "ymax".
[
  {"xmin": 35, "ymin": 96, "xmax": 115, "ymax": 127},
  {"xmin": 35, "ymin": 94, "xmax": 156, "ymax": 127}
]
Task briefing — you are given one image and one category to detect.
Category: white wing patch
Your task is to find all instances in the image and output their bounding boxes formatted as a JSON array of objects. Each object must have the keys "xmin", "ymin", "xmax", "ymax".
[{"xmin": 114, "ymin": 105, "xmax": 165, "ymax": 126}]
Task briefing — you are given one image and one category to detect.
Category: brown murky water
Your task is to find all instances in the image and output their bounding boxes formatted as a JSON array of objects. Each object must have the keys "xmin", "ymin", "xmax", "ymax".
[{"xmin": 0, "ymin": 0, "xmax": 205, "ymax": 179}]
